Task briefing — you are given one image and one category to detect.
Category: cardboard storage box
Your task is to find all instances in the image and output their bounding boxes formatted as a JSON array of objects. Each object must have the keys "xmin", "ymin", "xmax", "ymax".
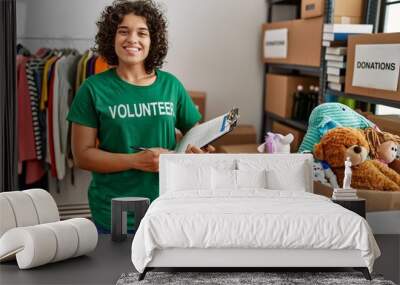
[
  {"xmin": 334, "ymin": 0, "xmax": 365, "ymax": 17},
  {"xmin": 314, "ymin": 181, "xmax": 400, "ymax": 212},
  {"xmin": 271, "ymin": 121, "xmax": 305, "ymax": 152},
  {"xmin": 301, "ymin": 0, "xmax": 324, "ymax": 19},
  {"xmin": 188, "ymin": 90, "xmax": 206, "ymax": 122},
  {"xmin": 345, "ymin": 33, "xmax": 400, "ymax": 102},
  {"xmin": 301, "ymin": 0, "xmax": 364, "ymax": 19},
  {"xmin": 213, "ymin": 125, "xmax": 257, "ymax": 152},
  {"xmin": 334, "ymin": 16, "xmax": 362, "ymax": 24},
  {"xmin": 364, "ymin": 113, "xmax": 400, "ymax": 136},
  {"xmin": 262, "ymin": 17, "xmax": 323, "ymax": 67},
  {"xmin": 218, "ymin": 144, "xmax": 259, "ymax": 154},
  {"xmin": 265, "ymin": 73, "xmax": 319, "ymax": 118}
]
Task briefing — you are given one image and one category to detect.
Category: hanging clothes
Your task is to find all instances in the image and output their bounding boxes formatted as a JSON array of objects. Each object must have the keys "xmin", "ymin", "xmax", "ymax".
[
  {"xmin": 53, "ymin": 54, "xmax": 80, "ymax": 180},
  {"xmin": 25, "ymin": 58, "xmax": 44, "ymax": 160},
  {"xmin": 16, "ymin": 55, "xmax": 45, "ymax": 184},
  {"xmin": 16, "ymin": 46, "xmax": 109, "ymax": 187},
  {"xmin": 94, "ymin": 56, "xmax": 109, "ymax": 74}
]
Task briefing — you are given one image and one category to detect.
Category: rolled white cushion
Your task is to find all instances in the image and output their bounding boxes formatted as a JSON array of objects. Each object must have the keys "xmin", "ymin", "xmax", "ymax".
[
  {"xmin": 0, "ymin": 226, "xmax": 57, "ymax": 269},
  {"xmin": 0, "ymin": 196, "xmax": 17, "ymax": 237},
  {"xmin": 0, "ymin": 218, "xmax": 97, "ymax": 269},
  {"xmin": 0, "ymin": 192, "xmax": 39, "ymax": 227},
  {"xmin": 42, "ymin": 221, "xmax": 78, "ymax": 262},
  {"xmin": 24, "ymin": 189, "xmax": 59, "ymax": 223},
  {"xmin": 65, "ymin": 218, "xmax": 98, "ymax": 257}
]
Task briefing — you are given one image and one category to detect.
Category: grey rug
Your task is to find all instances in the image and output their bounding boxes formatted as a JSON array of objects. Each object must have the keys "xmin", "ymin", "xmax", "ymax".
[{"xmin": 116, "ymin": 271, "xmax": 396, "ymax": 285}]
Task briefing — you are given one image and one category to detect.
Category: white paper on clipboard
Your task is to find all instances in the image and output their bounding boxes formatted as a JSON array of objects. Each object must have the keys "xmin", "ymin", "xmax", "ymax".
[{"xmin": 174, "ymin": 108, "xmax": 239, "ymax": 153}]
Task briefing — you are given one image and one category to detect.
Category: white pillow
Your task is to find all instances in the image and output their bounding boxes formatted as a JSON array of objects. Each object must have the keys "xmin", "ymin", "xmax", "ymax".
[
  {"xmin": 236, "ymin": 169, "xmax": 267, "ymax": 189},
  {"xmin": 266, "ymin": 167, "xmax": 306, "ymax": 191},
  {"xmin": 167, "ymin": 162, "xmax": 212, "ymax": 191},
  {"xmin": 211, "ymin": 168, "xmax": 237, "ymax": 190}
]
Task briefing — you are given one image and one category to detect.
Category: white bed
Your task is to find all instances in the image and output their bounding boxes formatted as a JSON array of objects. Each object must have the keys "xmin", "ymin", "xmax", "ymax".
[{"xmin": 131, "ymin": 154, "xmax": 380, "ymax": 280}]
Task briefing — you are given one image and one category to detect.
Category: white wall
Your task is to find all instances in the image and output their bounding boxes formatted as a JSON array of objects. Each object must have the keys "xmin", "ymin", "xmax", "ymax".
[
  {"xmin": 17, "ymin": 0, "xmax": 266, "ymax": 203},
  {"xmin": 17, "ymin": 0, "xmax": 266, "ymax": 130}
]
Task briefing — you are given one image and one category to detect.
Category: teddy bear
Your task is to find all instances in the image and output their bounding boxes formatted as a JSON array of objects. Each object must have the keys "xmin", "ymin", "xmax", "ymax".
[
  {"xmin": 313, "ymin": 127, "xmax": 400, "ymax": 191},
  {"xmin": 257, "ymin": 132, "xmax": 294, "ymax": 153}
]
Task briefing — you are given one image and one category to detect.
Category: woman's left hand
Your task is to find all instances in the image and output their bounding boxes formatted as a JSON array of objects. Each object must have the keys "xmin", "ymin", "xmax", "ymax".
[{"xmin": 185, "ymin": 144, "xmax": 215, "ymax": 154}]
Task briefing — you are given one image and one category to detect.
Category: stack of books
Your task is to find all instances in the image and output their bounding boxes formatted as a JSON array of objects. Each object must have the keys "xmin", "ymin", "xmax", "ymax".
[
  {"xmin": 326, "ymin": 47, "xmax": 347, "ymax": 91},
  {"xmin": 332, "ymin": 188, "xmax": 358, "ymax": 200},
  {"xmin": 322, "ymin": 24, "xmax": 373, "ymax": 47},
  {"xmin": 322, "ymin": 24, "xmax": 373, "ymax": 92}
]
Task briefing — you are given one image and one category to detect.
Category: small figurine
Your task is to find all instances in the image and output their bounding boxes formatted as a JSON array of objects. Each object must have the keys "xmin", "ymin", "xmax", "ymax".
[{"xmin": 343, "ymin": 157, "xmax": 352, "ymax": 189}]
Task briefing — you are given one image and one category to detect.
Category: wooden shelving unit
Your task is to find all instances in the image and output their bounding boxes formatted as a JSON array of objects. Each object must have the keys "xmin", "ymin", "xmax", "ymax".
[{"xmin": 261, "ymin": 0, "xmax": 384, "ymax": 145}]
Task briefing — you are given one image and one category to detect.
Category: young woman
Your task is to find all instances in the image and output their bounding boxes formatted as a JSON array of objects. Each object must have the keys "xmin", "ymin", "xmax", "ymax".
[{"xmin": 67, "ymin": 0, "xmax": 212, "ymax": 232}]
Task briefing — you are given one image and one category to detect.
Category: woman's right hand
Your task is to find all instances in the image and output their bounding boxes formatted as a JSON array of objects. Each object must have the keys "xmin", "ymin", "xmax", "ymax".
[{"xmin": 132, "ymin": 148, "xmax": 171, "ymax": 172}]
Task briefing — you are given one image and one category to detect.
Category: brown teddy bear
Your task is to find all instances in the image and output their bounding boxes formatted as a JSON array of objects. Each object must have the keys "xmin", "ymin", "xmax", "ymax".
[{"xmin": 313, "ymin": 127, "xmax": 400, "ymax": 191}]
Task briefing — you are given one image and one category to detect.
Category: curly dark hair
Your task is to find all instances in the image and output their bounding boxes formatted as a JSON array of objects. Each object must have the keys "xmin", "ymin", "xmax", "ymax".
[{"xmin": 94, "ymin": 0, "xmax": 168, "ymax": 74}]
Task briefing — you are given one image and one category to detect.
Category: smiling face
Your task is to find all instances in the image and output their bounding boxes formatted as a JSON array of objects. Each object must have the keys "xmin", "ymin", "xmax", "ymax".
[{"xmin": 114, "ymin": 14, "xmax": 151, "ymax": 67}]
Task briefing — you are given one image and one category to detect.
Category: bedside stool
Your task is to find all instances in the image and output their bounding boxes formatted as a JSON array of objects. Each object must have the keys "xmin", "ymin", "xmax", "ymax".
[
  {"xmin": 332, "ymin": 198, "xmax": 366, "ymax": 218},
  {"xmin": 111, "ymin": 197, "xmax": 150, "ymax": 241}
]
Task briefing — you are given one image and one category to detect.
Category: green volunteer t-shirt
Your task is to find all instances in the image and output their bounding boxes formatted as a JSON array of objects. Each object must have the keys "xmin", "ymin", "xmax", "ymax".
[{"xmin": 67, "ymin": 68, "xmax": 201, "ymax": 230}]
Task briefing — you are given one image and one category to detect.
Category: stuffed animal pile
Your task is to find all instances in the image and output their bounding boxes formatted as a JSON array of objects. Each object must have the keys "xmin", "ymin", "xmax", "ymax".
[
  {"xmin": 314, "ymin": 127, "xmax": 400, "ymax": 191},
  {"xmin": 298, "ymin": 103, "xmax": 376, "ymax": 153}
]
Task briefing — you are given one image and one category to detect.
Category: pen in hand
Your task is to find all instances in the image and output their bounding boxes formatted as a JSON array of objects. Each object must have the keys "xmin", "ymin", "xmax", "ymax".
[{"xmin": 130, "ymin": 146, "xmax": 150, "ymax": 152}]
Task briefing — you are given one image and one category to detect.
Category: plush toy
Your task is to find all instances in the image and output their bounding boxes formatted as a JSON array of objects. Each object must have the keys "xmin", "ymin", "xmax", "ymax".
[
  {"xmin": 364, "ymin": 127, "xmax": 400, "ymax": 174},
  {"xmin": 376, "ymin": 141, "xmax": 398, "ymax": 164},
  {"xmin": 389, "ymin": 147, "xmax": 400, "ymax": 174},
  {"xmin": 298, "ymin": 103, "xmax": 376, "ymax": 153},
  {"xmin": 313, "ymin": 162, "xmax": 328, "ymax": 184},
  {"xmin": 257, "ymin": 132, "xmax": 294, "ymax": 153},
  {"xmin": 314, "ymin": 127, "xmax": 400, "ymax": 191},
  {"xmin": 313, "ymin": 161, "xmax": 339, "ymax": 188},
  {"xmin": 321, "ymin": 161, "xmax": 339, "ymax": 189}
]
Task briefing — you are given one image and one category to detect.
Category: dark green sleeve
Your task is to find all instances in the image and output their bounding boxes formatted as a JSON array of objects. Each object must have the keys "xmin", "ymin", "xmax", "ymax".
[
  {"xmin": 67, "ymin": 81, "xmax": 98, "ymax": 128},
  {"xmin": 175, "ymin": 83, "xmax": 202, "ymax": 134}
]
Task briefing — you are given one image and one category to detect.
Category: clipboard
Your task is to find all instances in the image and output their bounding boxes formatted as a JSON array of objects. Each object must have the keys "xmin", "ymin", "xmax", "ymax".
[{"xmin": 174, "ymin": 108, "xmax": 239, "ymax": 153}]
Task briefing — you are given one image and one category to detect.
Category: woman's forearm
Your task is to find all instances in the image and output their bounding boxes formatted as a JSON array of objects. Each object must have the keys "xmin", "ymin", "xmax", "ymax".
[{"xmin": 74, "ymin": 147, "xmax": 136, "ymax": 173}]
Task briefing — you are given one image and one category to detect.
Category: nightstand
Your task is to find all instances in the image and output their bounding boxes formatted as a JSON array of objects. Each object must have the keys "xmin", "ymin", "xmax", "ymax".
[{"xmin": 332, "ymin": 198, "xmax": 366, "ymax": 218}]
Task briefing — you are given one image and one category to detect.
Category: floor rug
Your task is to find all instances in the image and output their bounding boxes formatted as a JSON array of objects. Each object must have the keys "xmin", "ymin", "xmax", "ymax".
[{"xmin": 116, "ymin": 271, "xmax": 396, "ymax": 285}]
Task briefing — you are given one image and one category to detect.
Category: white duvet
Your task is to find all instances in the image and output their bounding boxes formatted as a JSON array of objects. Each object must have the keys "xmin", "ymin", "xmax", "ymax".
[{"xmin": 131, "ymin": 190, "xmax": 380, "ymax": 273}]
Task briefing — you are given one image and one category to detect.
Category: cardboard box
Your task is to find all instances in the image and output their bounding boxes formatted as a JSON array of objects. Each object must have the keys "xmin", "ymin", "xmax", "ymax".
[
  {"xmin": 301, "ymin": 0, "xmax": 364, "ymax": 19},
  {"xmin": 262, "ymin": 17, "xmax": 323, "ymax": 67},
  {"xmin": 334, "ymin": 16, "xmax": 362, "ymax": 24},
  {"xmin": 301, "ymin": 0, "xmax": 324, "ymax": 19},
  {"xmin": 218, "ymin": 144, "xmax": 259, "ymax": 154},
  {"xmin": 345, "ymin": 33, "xmax": 400, "ymax": 102},
  {"xmin": 213, "ymin": 125, "xmax": 257, "ymax": 152},
  {"xmin": 271, "ymin": 121, "xmax": 305, "ymax": 152},
  {"xmin": 314, "ymin": 181, "xmax": 400, "ymax": 212},
  {"xmin": 364, "ymin": 113, "xmax": 400, "ymax": 136},
  {"xmin": 265, "ymin": 74, "xmax": 319, "ymax": 118},
  {"xmin": 188, "ymin": 91, "xmax": 206, "ymax": 122},
  {"xmin": 334, "ymin": 0, "xmax": 365, "ymax": 17}
]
